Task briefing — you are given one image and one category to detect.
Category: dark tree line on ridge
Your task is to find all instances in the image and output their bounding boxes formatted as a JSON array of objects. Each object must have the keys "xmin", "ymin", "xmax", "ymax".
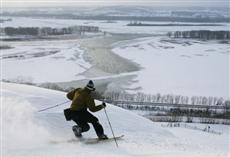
[
  {"xmin": 103, "ymin": 91, "xmax": 227, "ymax": 106},
  {"xmin": 2, "ymin": 26, "xmax": 99, "ymax": 36}
]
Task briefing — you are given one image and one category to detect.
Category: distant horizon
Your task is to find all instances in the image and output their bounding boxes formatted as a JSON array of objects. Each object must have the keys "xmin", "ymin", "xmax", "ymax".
[
  {"xmin": 1, "ymin": 5, "xmax": 229, "ymax": 12},
  {"xmin": 2, "ymin": 0, "xmax": 230, "ymax": 9}
]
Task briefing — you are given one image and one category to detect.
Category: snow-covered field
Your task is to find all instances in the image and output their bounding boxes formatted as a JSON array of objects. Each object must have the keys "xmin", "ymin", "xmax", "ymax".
[
  {"xmin": 1, "ymin": 82, "xmax": 229, "ymax": 157},
  {"xmin": 1, "ymin": 40, "xmax": 93, "ymax": 83},
  {"xmin": 2, "ymin": 17, "xmax": 230, "ymax": 34},
  {"xmin": 113, "ymin": 37, "xmax": 230, "ymax": 98},
  {"xmin": 1, "ymin": 17, "xmax": 229, "ymax": 98}
]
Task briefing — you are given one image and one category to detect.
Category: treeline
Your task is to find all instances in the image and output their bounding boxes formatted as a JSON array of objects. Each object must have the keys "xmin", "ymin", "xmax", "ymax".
[
  {"xmin": 167, "ymin": 30, "xmax": 230, "ymax": 40},
  {"xmin": 4, "ymin": 27, "xmax": 39, "ymax": 36},
  {"xmin": 2, "ymin": 79, "xmax": 228, "ymax": 108},
  {"xmin": 115, "ymin": 101, "xmax": 230, "ymax": 115},
  {"xmin": 147, "ymin": 107, "xmax": 230, "ymax": 124},
  {"xmin": 2, "ymin": 25, "xmax": 99, "ymax": 36},
  {"xmin": 127, "ymin": 21, "xmax": 222, "ymax": 26},
  {"xmin": 3, "ymin": 11, "xmax": 230, "ymax": 23},
  {"xmin": 104, "ymin": 91, "xmax": 226, "ymax": 106},
  {"xmin": 0, "ymin": 18, "xmax": 12, "ymax": 23},
  {"xmin": 116, "ymin": 104, "xmax": 161, "ymax": 111},
  {"xmin": 169, "ymin": 108, "xmax": 230, "ymax": 119}
]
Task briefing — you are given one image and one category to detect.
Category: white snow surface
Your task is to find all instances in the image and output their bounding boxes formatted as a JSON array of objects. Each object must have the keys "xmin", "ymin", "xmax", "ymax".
[
  {"xmin": 1, "ymin": 82, "xmax": 229, "ymax": 157},
  {"xmin": 2, "ymin": 40, "xmax": 91, "ymax": 83},
  {"xmin": 2, "ymin": 17, "xmax": 230, "ymax": 34},
  {"xmin": 113, "ymin": 37, "xmax": 230, "ymax": 99},
  {"xmin": 2, "ymin": 36, "xmax": 229, "ymax": 98},
  {"xmin": 1, "ymin": 17, "xmax": 229, "ymax": 98}
]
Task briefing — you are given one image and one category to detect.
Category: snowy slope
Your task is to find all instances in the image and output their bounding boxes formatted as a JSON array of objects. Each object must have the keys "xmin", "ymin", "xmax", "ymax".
[{"xmin": 1, "ymin": 82, "xmax": 229, "ymax": 157}]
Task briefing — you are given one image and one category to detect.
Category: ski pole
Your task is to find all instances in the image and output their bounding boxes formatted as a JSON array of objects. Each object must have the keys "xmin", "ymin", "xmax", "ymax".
[
  {"xmin": 37, "ymin": 100, "xmax": 71, "ymax": 112},
  {"xmin": 103, "ymin": 107, "xmax": 118, "ymax": 147}
]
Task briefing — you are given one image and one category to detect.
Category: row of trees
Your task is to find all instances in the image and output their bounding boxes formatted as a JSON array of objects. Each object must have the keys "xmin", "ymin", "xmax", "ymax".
[
  {"xmin": 4, "ymin": 27, "xmax": 39, "ymax": 36},
  {"xmin": 104, "ymin": 91, "xmax": 227, "ymax": 106},
  {"xmin": 150, "ymin": 115, "xmax": 230, "ymax": 124},
  {"xmin": 2, "ymin": 25, "xmax": 100, "ymax": 36},
  {"xmin": 147, "ymin": 107, "xmax": 230, "ymax": 124},
  {"xmin": 167, "ymin": 30, "xmax": 230, "ymax": 40},
  {"xmin": 191, "ymin": 96, "xmax": 224, "ymax": 106},
  {"xmin": 3, "ymin": 78, "xmax": 228, "ymax": 110},
  {"xmin": 2, "ymin": 78, "xmax": 228, "ymax": 107}
]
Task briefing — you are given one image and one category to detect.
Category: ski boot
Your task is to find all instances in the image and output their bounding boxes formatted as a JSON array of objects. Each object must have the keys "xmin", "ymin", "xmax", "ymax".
[
  {"xmin": 72, "ymin": 125, "xmax": 82, "ymax": 138},
  {"xmin": 98, "ymin": 134, "xmax": 108, "ymax": 140}
]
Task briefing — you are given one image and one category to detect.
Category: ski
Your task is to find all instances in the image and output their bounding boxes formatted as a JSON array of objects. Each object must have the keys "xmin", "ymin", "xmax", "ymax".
[
  {"xmin": 50, "ymin": 135, "xmax": 124, "ymax": 145},
  {"xmin": 84, "ymin": 135, "xmax": 124, "ymax": 144}
]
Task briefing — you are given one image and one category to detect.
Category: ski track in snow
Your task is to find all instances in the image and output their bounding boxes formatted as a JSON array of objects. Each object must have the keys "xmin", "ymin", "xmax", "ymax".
[{"xmin": 1, "ymin": 82, "xmax": 229, "ymax": 157}]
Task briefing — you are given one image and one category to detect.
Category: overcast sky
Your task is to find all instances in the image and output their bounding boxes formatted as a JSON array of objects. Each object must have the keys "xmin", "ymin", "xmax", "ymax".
[{"xmin": 2, "ymin": 0, "xmax": 230, "ymax": 8}]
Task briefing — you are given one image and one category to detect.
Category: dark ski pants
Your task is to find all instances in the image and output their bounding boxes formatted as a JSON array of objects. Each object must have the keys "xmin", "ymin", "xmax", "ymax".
[{"xmin": 71, "ymin": 109, "xmax": 104, "ymax": 136}]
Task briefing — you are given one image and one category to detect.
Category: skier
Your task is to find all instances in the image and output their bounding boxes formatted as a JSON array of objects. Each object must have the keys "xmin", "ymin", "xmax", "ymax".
[{"xmin": 66, "ymin": 80, "xmax": 108, "ymax": 139}]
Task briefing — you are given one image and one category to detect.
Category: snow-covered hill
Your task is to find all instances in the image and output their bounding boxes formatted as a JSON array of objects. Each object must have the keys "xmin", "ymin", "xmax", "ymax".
[{"xmin": 1, "ymin": 82, "xmax": 229, "ymax": 157}]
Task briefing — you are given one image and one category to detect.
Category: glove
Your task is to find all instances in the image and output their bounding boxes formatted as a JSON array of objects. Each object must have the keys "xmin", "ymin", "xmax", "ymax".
[{"xmin": 102, "ymin": 102, "xmax": 106, "ymax": 108}]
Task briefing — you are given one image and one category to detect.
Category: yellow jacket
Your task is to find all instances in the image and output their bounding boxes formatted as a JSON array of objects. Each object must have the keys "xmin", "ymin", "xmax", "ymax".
[{"xmin": 66, "ymin": 87, "xmax": 103, "ymax": 112}]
